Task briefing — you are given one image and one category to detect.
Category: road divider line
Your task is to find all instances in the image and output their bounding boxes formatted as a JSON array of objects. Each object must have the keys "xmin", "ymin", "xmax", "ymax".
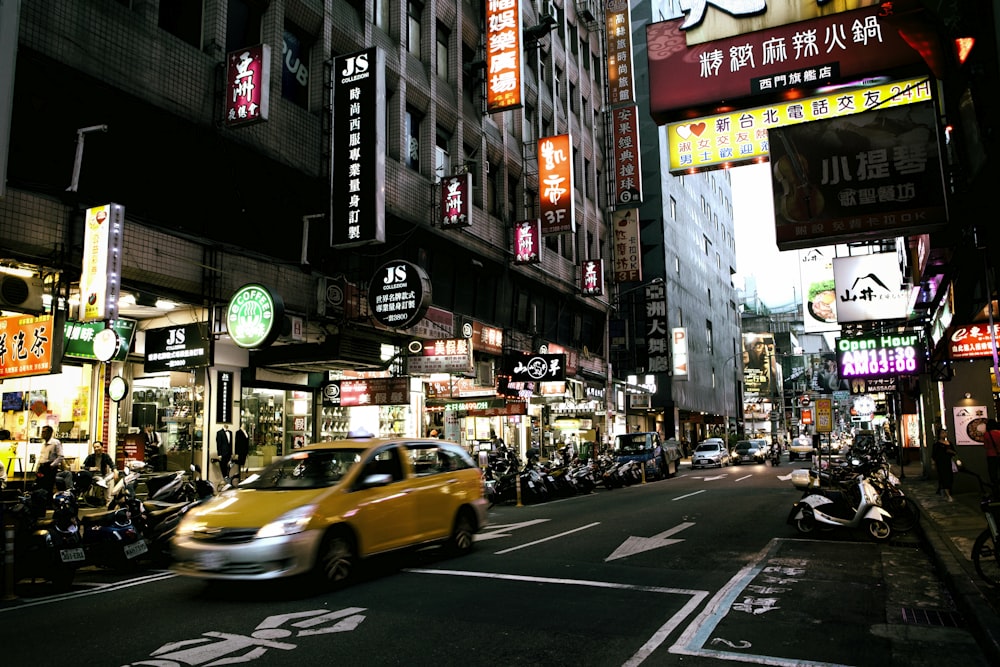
[
  {"xmin": 0, "ymin": 572, "xmax": 176, "ymax": 613},
  {"xmin": 672, "ymin": 490, "xmax": 706, "ymax": 501},
  {"xmin": 491, "ymin": 522, "xmax": 601, "ymax": 554},
  {"xmin": 406, "ymin": 567, "xmax": 707, "ymax": 596},
  {"xmin": 734, "ymin": 474, "xmax": 753, "ymax": 482}
]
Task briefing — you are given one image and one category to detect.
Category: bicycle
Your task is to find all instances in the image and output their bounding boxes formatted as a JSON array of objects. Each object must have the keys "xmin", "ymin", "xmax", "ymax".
[{"xmin": 959, "ymin": 465, "xmax": 1000, "ymax": 587}]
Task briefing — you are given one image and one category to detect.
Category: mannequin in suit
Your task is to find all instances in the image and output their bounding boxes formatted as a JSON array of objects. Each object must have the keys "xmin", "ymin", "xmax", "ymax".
[
  {"xmin": 216, "ymin": 424, "xmax": 233, "ymax": 476},
  {"xmin": 234, "ymin": 425, "xmax": 249, "ymax": 467}
]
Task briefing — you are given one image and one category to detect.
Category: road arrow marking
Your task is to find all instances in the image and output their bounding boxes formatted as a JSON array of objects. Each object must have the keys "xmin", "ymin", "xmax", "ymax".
[
  {"xmin": 776, "ymin": 473, "xmax": 794, "ymax": 481},
  {"xmin": 475, "ymin": 519, "xmax": 550, "ymax": 541},
  {"xmin": 605, "ymin": 522, "xmax": 695, "ymax": 561},
  {"xmin": 703, "ymin": 474, "xmax": 728, "ymax": 481}
]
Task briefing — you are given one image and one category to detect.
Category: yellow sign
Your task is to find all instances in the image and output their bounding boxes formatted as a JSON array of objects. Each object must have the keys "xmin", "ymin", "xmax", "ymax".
[
  {"xmin": 667, "ymin": 78, "xmax": 932, "ymax": 173},
  {"xmin": 815, "ymin": 398, "xmax": 833, "ymax": 434}
]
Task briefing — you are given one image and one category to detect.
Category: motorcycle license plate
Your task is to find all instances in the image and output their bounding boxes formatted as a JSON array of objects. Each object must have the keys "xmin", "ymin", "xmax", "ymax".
[
  {"xmin": 124, "ymin": 540, "xmax": 148, "ymax": 560},
  {"xmin": 60, "ymin": 547, "xmax": 85, "ymax": 563}
]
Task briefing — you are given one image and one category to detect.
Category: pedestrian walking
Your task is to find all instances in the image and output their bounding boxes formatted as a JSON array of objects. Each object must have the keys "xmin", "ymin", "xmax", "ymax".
[
  {"xmin": 983, "ymin": 418, "xmax": 1000, "ymax": 492},
  {"xmin": 932, "ymin": 427, "xmax": 957, "ymax": 502}
]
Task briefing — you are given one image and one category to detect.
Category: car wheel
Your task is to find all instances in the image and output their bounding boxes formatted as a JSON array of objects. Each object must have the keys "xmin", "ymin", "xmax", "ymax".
[
  {"xmin": 446, "ymin": 509, "xmax": 476, "ymax": 556},
  {"xmin": 314, "ymin": 528, "xmax": 355, "ymax": 589}
]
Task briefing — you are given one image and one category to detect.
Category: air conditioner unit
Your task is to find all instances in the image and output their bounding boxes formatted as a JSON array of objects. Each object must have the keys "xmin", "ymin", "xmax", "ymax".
[
  {"xmin": 576, "ymin": 0, "xmax": 596, "ymax": 22},
  {"xmin": 476, "ymin": 361, "xmax": 494, "ymax": 386},
  {"xmin": 0, "ymin": 275, "xmax": 44, "ymax": 313}
]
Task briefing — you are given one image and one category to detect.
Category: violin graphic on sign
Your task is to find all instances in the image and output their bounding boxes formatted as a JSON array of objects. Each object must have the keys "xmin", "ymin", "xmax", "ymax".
[{"xmin": 773, "ymin": 133, "xmax": 824, "ymax": 222}]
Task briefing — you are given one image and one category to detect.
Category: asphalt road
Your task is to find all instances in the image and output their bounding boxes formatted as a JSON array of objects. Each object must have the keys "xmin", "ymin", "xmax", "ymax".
[{"xmin": 0, "ymin": 461, "xmax": 991, "ymax": 666}]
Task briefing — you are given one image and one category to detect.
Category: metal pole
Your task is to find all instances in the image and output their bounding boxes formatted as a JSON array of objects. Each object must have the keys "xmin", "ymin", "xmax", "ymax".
[{"xmin": 66, "ymin": 124, "xmax": 108, "ymax": 192}]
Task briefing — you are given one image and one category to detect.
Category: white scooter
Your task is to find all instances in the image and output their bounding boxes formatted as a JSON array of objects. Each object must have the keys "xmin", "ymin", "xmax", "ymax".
[{"xmin": 787, "ymin": 472, "xmax": 893, "ymax": 542}]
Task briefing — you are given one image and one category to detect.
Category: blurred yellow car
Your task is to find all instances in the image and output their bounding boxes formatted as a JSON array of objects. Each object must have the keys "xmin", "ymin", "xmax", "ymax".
[{"xmin": 171, "ymin": 437, "xmax": 488, "ymax": 587}]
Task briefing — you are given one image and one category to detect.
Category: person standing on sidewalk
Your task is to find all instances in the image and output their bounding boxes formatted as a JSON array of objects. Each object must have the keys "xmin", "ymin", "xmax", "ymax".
[
  {"xmin": 983, "ymin": 418, "xmax": 1000, "ymax": 492},
  {"xmin": 932, "ymin": 427, "xmax": 957, "ymax": 502}
]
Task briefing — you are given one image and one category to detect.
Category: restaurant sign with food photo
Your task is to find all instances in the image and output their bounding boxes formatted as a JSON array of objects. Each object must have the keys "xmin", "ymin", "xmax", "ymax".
[
  {"xmin": 953, "ymin": 405, "xmax": 988, "ymax": 446},
  {"xmin": 799, "ymin": 247, "xmax": 838, "ymax": 333}
]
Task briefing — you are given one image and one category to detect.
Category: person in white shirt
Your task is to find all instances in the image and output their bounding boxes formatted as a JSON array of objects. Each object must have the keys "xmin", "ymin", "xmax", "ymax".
[{"xmin": 36, "ymin": 425, "xmax": 63, "ymax": 496}]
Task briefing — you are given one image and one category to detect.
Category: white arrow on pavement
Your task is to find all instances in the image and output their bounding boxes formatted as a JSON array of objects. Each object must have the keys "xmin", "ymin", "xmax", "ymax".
[
  {"xmin": 776, "ymin": 473, "xmax": 794, "ymax": 481},
  {"xmin": 475, "ymin": 519, "xmax": 550, "ymax": 541},
  {"xmin": 605, "ymin": 521, "xmax": 695, "ymax": 561},
  {"xmin": 702, "ymin": 474, "xmax": 728, "ymax": 481}
]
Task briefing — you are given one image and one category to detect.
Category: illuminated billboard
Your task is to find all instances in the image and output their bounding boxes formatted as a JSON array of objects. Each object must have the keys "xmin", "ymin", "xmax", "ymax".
[
  {"xmin": 485, "ymin": 0, "xmax": 523, "ymax": 113},
  {"xmin": 837, "ymin": 333, "xmax": 923, "ymax": 379},
  {"xmin": 537, "ymin": 134, "xmax": 575, "ymax": 235}
]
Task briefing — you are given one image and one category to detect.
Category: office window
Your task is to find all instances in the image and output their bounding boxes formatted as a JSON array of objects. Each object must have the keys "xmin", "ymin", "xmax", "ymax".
[
  {"xmin": 159, "ymin": 0, "xmax": 203, "ymax": 48},
  {"xmin": 508, "ymin": 175, "xmax": 518, "ymax": 220},
  {"xmin": 704, "ymin": 235, "xmax": 710, "ymax": 255},
  {"xmin": 225, "ymin": 0, "xmax": 264, "ymax": 52},
  {"xmin": 407, "ymin": 0, "xmax": 422, "ymax": 57},
  {"xmin": 436, "ymin": 23, "xmax": 449, "ymax": 80},
  {"xmin": 462, "ymin": 43, "xmax": 477, "ymax": 104},
  {"xmin": 570, "ymin": 82, "xmax": 577, "ymax": 114},
  {"xmin": 376, "ymin": 0, "xmax": 390, "ymax": 30},
  {"xmin": 434, "ymin": 128, "xmax": 450, "ymax": 182},
  {"xmin": 487, "ymin": 160, "xmax": 499, "ymax": 215},
  {"xmin": 706, "ymin": 320, "xmax": 713, "ymax": 354},
  {"xmin": 405, "ymin": 107, "xmax": 422, "ymax": 170},
  {"xmin": 524, "ymin": 104, "xmax": 536, "ymax": 141},
  {"xmin": 282, "ymin": 23, "xmax": 310, "ymax": 109},
  {"xmin": 670, "ymin": 196, "xmax": 676, "ymax": 220},
  {"xmin": 584, "ymin": 158, "xmax": 591, "ymax": 197}
]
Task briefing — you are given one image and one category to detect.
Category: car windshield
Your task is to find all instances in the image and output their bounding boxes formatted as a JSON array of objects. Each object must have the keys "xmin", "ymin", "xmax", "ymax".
[
  {"xmin": 695, "ymin": 443, "xmax": 719, "ymax": 453},
  {"xmin": 240, "ymin": 449, "xmax": 364, "ymax": 490},
  {"xmin": 616, "ymin": 434, "xmax": 652, "ymax": 454},
  {"xmin": 735, "ymin": 442, "xmax": 752, "ymax": 451}
]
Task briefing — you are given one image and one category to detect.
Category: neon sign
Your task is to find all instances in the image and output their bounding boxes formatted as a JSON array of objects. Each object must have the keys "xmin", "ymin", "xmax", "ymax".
[{"xmin": 836, "ymin": 334, "xmax": 922, "ymax": 379}]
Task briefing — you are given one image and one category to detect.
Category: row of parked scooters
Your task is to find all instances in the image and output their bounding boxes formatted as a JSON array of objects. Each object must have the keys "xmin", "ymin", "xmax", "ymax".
[
  {"xmin": 787, "ymin": 441, "xmax": 919, "ymax": 541},
  {"xmin": 484, "ymin": 447, "xmax": 661, "ymax": 506},
  {"xmin": 3, "ymin": 462, "xmax": 217, "ymax": 591}
]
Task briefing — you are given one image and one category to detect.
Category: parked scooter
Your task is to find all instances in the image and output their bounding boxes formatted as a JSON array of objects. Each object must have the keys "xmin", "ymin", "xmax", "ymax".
[
  {"xmin": 787, "ymin": 471, "xmax": 893, "ymax": 541},
  {"xmin": 144, "ymin": 467, "xmax": 197, "ymax": 504},
  {"xmin": 6, "ymin": 488, "xmax": 84, "ymax": 590},
  {"xmin": 143, "ymin": 465, "xmax": 215, "ymax": 567}
]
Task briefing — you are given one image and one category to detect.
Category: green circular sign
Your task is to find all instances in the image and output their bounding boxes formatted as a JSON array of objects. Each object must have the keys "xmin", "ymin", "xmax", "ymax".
[
  {"xmin": 108, "ymin": 376, "xmax": 129, "ymax": 402},
  {"xmin": 226, "ymin": 283, "xmax": 285, "ymax": 349}
]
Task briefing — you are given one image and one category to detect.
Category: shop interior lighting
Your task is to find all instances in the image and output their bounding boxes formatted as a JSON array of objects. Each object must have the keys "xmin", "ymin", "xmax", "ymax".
[
  {"xmin": 0, "ymin": 265, "xmax": 35, "ymax": 278},
  {"xmin": 154, "ymin": 299, "xmax": 177, "ymax": 310}
]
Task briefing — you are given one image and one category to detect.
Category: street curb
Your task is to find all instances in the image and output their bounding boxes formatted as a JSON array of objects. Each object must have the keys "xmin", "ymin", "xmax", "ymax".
[{"xmin": 915, "ymin": 501, "xmax": 1000, "ymax": 665}]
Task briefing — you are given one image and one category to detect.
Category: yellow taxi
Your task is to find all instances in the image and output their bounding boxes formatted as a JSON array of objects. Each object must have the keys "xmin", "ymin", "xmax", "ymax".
[{"xmin": 170, "ymin": 436, "xmax": 489, "ymax": 587}]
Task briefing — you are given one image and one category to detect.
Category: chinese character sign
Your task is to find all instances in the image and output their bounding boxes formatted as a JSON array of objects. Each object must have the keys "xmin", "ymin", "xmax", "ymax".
[
  {"xmin": 581, "ymin": 260, "xmax": 603, "ymax": 296},
  {"xmin": 485, "ymin": 0, "xmax": 523, "ymax": 113},
  {"xmin": 611, "ymin": 105, "xmax": 643, "ymax": 204},
  {"xmin": 513, "ymin": 219, "xmax": 541, "ymax": 264},
  {"xmin": 950, "ymin": 324, "xmax": 1000, "ymax": 360},
  {"xmin": 225, "ymin": 44, "xmax": 270, "ymax": 127},
  {"xmin": 537, "ymin": 134, "xmax": 575, "ymax": 235},
  {"xmin": 770, "ymin": 101, "xmax": 946, "ymax": 251},
  {"xmin": 605, "ymin": 0, "xmax": 636, "ymax": 106},
  {"xmin": 440, "ymin": 173, "xmax": 472, "ymax": 228},
  {"xmin": 645, "ymin": 4, "xmax": 928, "ymax": 124},
  {"xmin": 643, "ymin": 281, "xmax": 669, "ymax": 376},
  {"xmin": 612, "ymin": 209, "xmax": 641, "ymax": 282},
  {"xmin": 332, "ymin": 48, "xmax": 386, "ymax": 247},
  {"xmin": 80, "ymin": 203, "xmax": 124, "ymax": 323},
  {"xmin": 0, "ymin": 314, "xmax": 56, "ymax": 379}
]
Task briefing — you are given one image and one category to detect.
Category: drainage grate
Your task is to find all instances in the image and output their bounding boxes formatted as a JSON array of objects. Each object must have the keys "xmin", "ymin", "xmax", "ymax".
[{"xmin": 900, "ymin": 607, "xmax": 965, "ymax": 627}]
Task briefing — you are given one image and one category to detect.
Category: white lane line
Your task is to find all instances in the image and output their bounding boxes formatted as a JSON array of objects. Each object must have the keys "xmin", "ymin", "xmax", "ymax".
[
  {"xmin": 492, "ymin": 521, "xmax": 601, "ymax": 555},
  {"xmin": 734, "ymin": 474, "xmax": 753, "ymax": 482},
  {"xmin": 0, "ymin": 571, "xmax": 176, "ymax": 612},
  {"xmin": 672, "ymin": 489, "xmax": 706, "ymax": 501},
  {"xmin": 669, "ymin": 538, "xmax": 846, "ymax": 667},
  {"xmin": 407, "ymin": 567, "xmax": 708, "ymax": 666}
]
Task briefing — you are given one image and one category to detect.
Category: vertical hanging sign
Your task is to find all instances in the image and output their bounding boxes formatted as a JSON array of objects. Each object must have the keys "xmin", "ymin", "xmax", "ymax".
[
  {"xmin": 485, "ymin": 0, "xmax": 523, "ymax": 113},
  {"xmin": 514, "ymin": 219, "xmax": 541, "ymax": 264},
  {"xmin": 80, "ymin": 203, "xmax": 124, "ymax": 323},
  {"xmin": 604, "ymin": 0, "xmax": 636, "ymax": 107},
  {"xmin": 611, "ymin": 208, "xmax": 641, "ymax": 282},
  {"xmin": 440, "ymin": 173, "xmax": 472, "ymax": 228},
  {"xmin": 581, "ymin": 260, "xmax": 604, "ymax": 296},
  {"xmin": 643, "ymin": 280, "xmax": 669, "ymax": 374},
  {"xmin": 537, "ymin": 134, "xmax": 575, "ymax": 235},
  {"xmin": 225, "ymin": 44, "xmax": 271, "ymax": 126},
  {"xmin": 332, "ymin": 47, "xmax": 386, "ymax": 247},
  {"xmin": 611, "ymin": 105, "xmax": 642, "ymax": 206},
  {"xmin": 216, "ymin": 370, "xmax": 234, "ymax": 424}
]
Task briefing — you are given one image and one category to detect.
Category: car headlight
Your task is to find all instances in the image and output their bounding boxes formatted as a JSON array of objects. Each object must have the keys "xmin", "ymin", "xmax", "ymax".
[{"xmin": 256, "ymin": 505, "xmax": 317, "ymax": 539}]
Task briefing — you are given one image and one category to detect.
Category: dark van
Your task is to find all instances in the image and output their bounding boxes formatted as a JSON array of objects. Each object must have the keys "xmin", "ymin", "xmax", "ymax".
[{"xmin": 614, "ymin": 432, "xmax": 682, "ymax": 480}]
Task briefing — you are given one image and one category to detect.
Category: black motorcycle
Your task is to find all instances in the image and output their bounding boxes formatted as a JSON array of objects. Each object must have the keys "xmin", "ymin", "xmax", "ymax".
[{"xmin": 6, "ymin": 488, "xmax": 84, "ymax": 590}]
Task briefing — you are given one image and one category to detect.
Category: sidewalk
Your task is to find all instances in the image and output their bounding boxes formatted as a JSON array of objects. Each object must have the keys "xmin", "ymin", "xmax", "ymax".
[{"xmin": 893, "ymin": 459, "xmax": 1000, "ymax": 665}]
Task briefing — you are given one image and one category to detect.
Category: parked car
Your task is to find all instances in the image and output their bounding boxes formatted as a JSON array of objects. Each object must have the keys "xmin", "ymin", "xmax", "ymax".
[
  {"xmin": 171, "ymin": 437, "xmax": 489, "ymax": 588},
  {"xmin": 788, "ymin": 435, "xmax": 816, "ymax": 461},
  {"xmin": 691, "ymin": 438, "xmax": 731, "ymax": 469},
  {"xmin": 733, "ymin": 440, "xmax": 766, "ymax": 464}
]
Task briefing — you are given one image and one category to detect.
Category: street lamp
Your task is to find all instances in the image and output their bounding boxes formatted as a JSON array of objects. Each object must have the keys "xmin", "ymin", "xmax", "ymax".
[
  {"xmin": 723, "ymin": 353, "xmax": 742, "ymax": 449},
  {"xmin": 605, "ymin": 277, "xmax": 665, "ymax": 443}
]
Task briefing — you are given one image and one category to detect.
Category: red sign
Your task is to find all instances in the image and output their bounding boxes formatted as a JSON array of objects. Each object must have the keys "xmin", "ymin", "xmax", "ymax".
[
  {"xmin": 0, "ymin": 314, "xmax": 56, "ymax": 379},
  {"xmin": 581, "ymin": 260, "xmax": 604, "ymax": 296},
  {"xmin": 485, "ymin": 0, "xmax": 523, "ymax": 113},
  {"xmin": 645, "ymin": 4, "xmax": 929, "ymax": 124},
  {"xmin": 225, "ymin": 44, "xmax": 270, "ymax": 126},
  {"xmin": 440, "ymin": 173, "xmax": 472, "ymax": 228},
  {"xmin": 610, "ymin": 105, "xmax": 642, "ymax": 206},
  {"xmin": 949, "ymin": 324, "xmax": 1000, "ymax": 360},
  {"xmin": 537, "ymin": 135, "xmax": 575, "ymax": 235},
  {"xmin": 604, "ymin": 0, "xmax": 636, "ymax": 106},
  {"xmin": 324, "ymin": 377, "xmax": 410, "ymax": 406},
  {"xmin": 801, "ymin": 408, "xmax": 814, "ymax": 425},
  {"xmin": 770, "ymin": 101, "xmax": 946, "ymax": 250},
  {"xmin": 514, "ymin": 219, "xmax": 541, "ymax": 264},
  {"xmin": 471, "ymin": 321, "xmax": 504, "ymax": 355}
]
